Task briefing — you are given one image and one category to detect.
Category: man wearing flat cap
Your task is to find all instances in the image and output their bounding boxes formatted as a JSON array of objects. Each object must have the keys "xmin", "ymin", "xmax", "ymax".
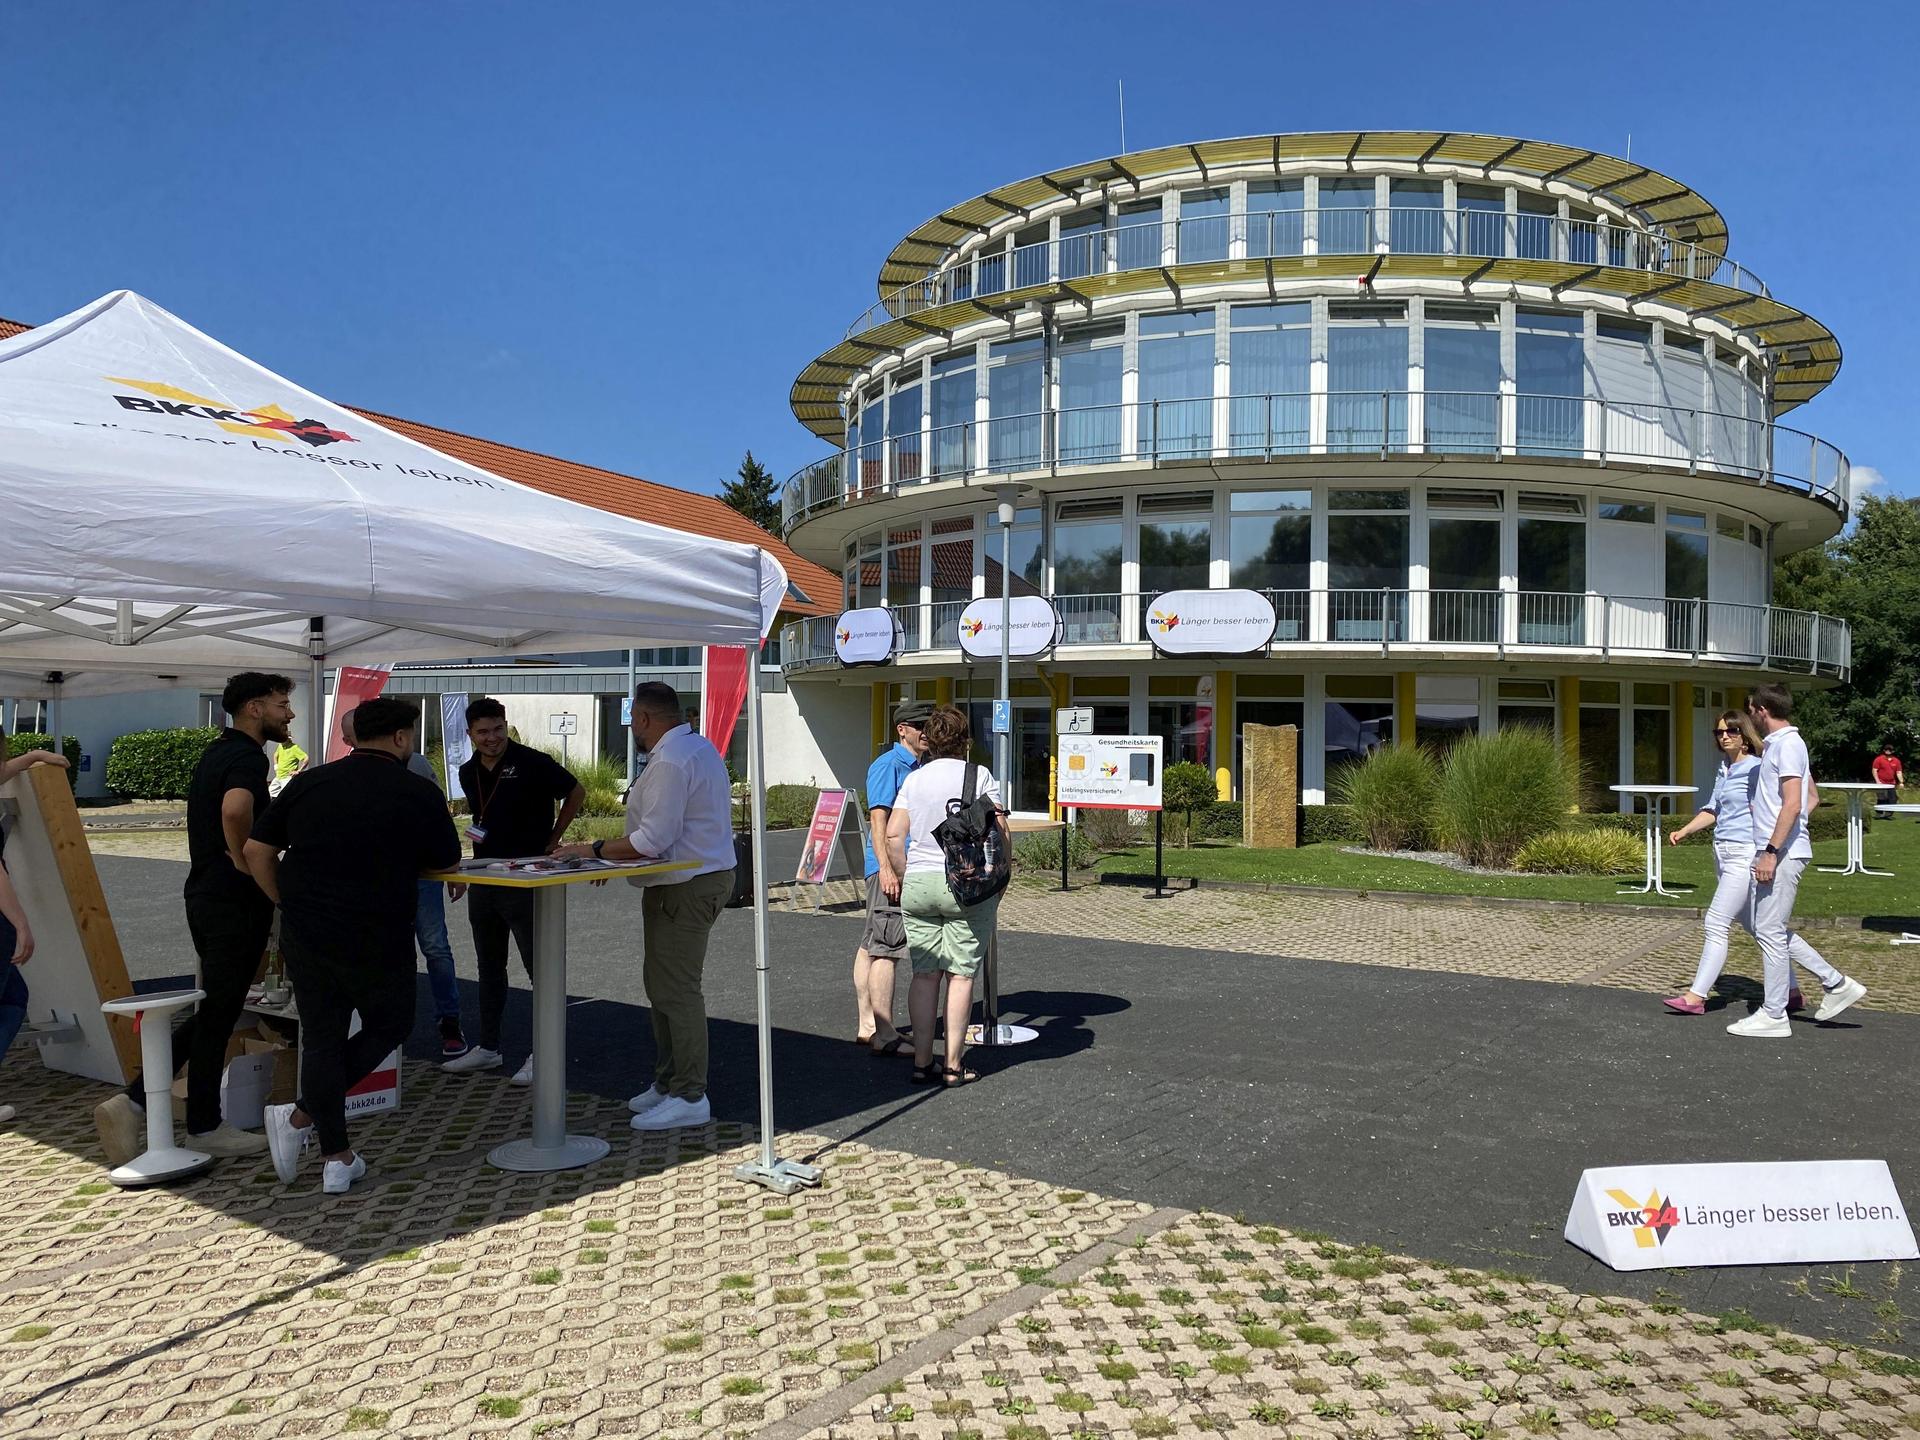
[{"xmin": 853, "ymin": 698, "xmax": 932, "ymax": 1056}]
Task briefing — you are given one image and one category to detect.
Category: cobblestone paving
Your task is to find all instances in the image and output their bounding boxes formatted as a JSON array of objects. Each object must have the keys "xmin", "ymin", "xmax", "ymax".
[
  {"xmin": 808, "ymin": 1212, "xmax": 1920, "ymax": 1440},
  {"xmin": 0, "ymin": 1052, "xmax": 1148, "ymax": 1439},
  {"xmin": 1598, "ymin": 927, "xmax": 1920, "ymax": 1017}
]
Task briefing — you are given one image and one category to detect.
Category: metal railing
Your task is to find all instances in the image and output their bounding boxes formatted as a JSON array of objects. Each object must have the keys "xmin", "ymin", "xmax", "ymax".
[
  {"xmin": 848, "ymin": 209, "xmax": 1766, "ymax": 337},
  {"xmin": 784, "ymin": 389, "xmax": 1850, "ymax": 533},
  {"xmin": 780, "ymin": 590, "xmax": 1851, "ymax": 679}
]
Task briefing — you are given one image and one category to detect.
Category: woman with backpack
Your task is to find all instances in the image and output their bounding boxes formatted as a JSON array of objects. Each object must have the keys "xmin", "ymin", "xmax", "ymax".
[{"xmin": 884, "ymin": 705, "xmax": 1011, "ymax": 1087}]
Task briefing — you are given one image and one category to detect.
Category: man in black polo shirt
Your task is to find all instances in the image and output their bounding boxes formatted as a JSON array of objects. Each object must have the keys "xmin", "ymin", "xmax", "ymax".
[
  {"xmin": 94, "ymin": 673, "xmax": 294, "ymax": 1166},
  {"xmin": 442, "ymin": 696, "xmax": 582, "ymax": 1082},
  {"xmin": 249, "ymin": 696, "xmax": 461, "ymax": 1193}
]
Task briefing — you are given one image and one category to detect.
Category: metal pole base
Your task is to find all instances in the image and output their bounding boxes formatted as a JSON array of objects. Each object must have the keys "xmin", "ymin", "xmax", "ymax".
[
  {"xmin": 967, "ymin": 1022, "xmax": 1039, "ymax": 1046},
  {"xmin": 1891, "ymin": 934, "xmax": 1920, "ymax": 947},
  {"xmin": 489, "ymin": 1135, "xmax": 611, "ymax": 1173},
  {"xmin": 1818, "ymin": 865, "xmax": 1895, "ymax": 877},
  {"xmin": 109, "ymin": 1146, "xmax": 215, "ymax": 1188},
  {"xmin": 734, "ymin": 1158, "xmax": 825, "ymax": 1196}
]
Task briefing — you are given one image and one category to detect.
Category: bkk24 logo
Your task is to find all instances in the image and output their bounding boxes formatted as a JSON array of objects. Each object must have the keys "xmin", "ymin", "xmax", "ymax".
[
  {"xmin": 1605, "ymin": 1188, "xmax": 1682, "ymax": 1248},
  {"xmin": 106, "ymin": 376, "xmax": 358, "ymax": 447}
]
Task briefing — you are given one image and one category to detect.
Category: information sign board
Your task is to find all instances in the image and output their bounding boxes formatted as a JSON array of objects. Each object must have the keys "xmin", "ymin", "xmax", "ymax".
[
  {"xmin": 1056, "ymin": 734, "xmax": 1163, "ymax": 811},
  {"xmin": 958, "ymin": 595, "xmax": 1063, "ymax": 658},
  {"xmin": 1058, "ymin": 707, "xmax": 1094, "ymax": 735},
  {"xmin": 833, "ymin": 607, "xmax": 899, "ymax": 666}
]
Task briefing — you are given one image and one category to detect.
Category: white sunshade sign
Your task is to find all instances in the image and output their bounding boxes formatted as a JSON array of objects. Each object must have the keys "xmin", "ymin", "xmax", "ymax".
[
  {"xmin": 833, "ymin": 607, "xmax": 899, "ymax": 666},
  {"xmin": 1146, "ymin": 588, "xmax": 1278, "ymax": 656},
  {"xmin": 1057, "ymin": 734, "xmax": 1163, "ymax": 812},
  {"xmin": 958, "ymin": 595, "xmax": 1063, "ymax": 659}
]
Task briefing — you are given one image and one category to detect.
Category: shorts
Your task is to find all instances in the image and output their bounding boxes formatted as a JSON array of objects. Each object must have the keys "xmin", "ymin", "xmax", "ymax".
[
  {"xmin": 901, "ymin": 870, "xmax": 997, "ymax": 979},
  {"xmin": 860, "ymin": 872, "xmax": 909, "ymax": 960}
]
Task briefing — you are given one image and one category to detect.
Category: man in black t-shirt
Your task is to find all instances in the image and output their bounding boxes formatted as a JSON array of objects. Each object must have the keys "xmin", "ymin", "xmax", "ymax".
[
  {"xmin": 441, "ymin": 696, "xmax": 583, "ymax": 1081},
  {"xmin": 94, "ymin": 673, "xmax": 295, "ymax": 1167},
  {"xmin": 249, "ymin": 696, "xmax": 462, "ymax": 1194}
]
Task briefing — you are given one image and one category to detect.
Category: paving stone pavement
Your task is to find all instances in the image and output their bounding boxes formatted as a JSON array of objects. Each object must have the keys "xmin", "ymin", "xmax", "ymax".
[{"xmin": 1599, "ymin": 927, "xmax": 1920, "ymax": 1016}]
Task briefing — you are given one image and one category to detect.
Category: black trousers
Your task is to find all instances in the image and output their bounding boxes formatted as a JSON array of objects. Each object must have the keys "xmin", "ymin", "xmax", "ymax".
[
  {"xmin": 466, "ymin": 884, "xmax": 535, "ymax": 1051},
  {"xmin": 282, "ymin": 933, "xmax": 415, "ymax": 1156},
  {"xmin": 127, "ymin": 892, "xmax": 272, "ymax": 1135}
]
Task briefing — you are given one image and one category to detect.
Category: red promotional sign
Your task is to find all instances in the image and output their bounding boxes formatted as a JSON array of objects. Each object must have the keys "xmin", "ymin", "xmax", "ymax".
[
  {"xmin": 325, "ymin": 664, "xmax": 394, "ymax": 761},
  {"xmin": 795, "ymin": 789, "xmax": 851, "ymax": 885}
]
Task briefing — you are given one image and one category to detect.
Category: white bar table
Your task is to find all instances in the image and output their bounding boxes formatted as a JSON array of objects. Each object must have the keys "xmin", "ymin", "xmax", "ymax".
[
  {"xmin": 1816, "ymin": 782, "xmax": 1895, "ymax": 877},
  {"xmin": 1610, "ymin": 785, "xmax": 1701, "ymax": 897},
  {"xmin": 432, "ymin": 857, "xmax": 697, "ymax": 1172},
  {"xmin": 100, "ymin": 988, "xmax": 216, "ymax": 1187},
  {"xmin": 1874, "ymin": 803, "xmax": 1920, "ymax": 944}
]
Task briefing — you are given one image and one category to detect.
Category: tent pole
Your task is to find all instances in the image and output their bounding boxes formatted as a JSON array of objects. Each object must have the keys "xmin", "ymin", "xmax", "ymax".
[
  {"xmin": 306, "ymin": 617, "xmax": 326, "ymax": 757},
  {"xmin": 625, "ymin": 648, "xmax": 638, "ymax": 786},
  {"xmin": 734, "ymin": 556, "xmax": 821, "ymax": 1196},
  {"xmin": 46, "ymin": 673, "xmax": 63, "ymax": 753}
]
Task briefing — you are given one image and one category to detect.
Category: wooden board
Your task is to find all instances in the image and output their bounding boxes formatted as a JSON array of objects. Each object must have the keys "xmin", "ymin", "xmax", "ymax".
[{"xmin": 0, "ymin": 766, "xmax": 137, "ymax": 1082}]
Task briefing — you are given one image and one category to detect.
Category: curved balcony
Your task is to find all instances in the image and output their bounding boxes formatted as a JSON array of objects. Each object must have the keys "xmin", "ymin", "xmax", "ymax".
[
  {"xmin": 781, "ymin": 391, "xmax": 1851, "ymax": 537},
  {"xmin": 847, "ymin": 211, "xmax": 1766, "ymax": 339},
  {"xmin": 780, "ymin": 591, "xmax": 1852, "ymax": 682}
]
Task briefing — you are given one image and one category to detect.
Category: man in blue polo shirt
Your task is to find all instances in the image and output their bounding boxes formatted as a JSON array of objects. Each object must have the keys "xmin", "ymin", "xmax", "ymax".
[{"xmin": 853, "ymin": 699, "xmax": 931, "ymax": 1055}]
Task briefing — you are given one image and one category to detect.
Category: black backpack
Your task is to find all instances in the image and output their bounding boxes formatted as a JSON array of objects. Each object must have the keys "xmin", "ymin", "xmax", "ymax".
[{"xmin": 931, "ymin": 763, "xmax": 1011, "ymax": 907}]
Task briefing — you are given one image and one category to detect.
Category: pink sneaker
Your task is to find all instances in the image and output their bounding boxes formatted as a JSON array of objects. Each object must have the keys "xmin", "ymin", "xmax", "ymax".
[{"xmin": 1662, "ymin": 994, "xmax": 1705, "ymax": 1015}]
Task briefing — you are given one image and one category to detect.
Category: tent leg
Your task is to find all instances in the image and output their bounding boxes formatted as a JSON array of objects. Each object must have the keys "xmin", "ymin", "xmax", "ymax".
[
  {"xmin": 733, "ymin": 597, "xmax": 821, "ymax": 1197},
  {"xmin": 306, "ymin": 618, "xmax": 327, "ymax": 758}
]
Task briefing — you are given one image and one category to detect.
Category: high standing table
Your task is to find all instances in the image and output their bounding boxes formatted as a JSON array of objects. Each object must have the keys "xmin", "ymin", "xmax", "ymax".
[
  {"xmin": 1610, "ymin": 785, "xmax": 1701, "ymax": 898},
  {"xmin": 1873, "ymin": 803, "xmax": 1920, "ymax": 944},
  {"xmin": 1815, "ymin": 782, "xmax": 1896, "ymax": 877},
  {"xmin": 430, "ymin": 859, "xmax": 697, "ymax": 1172}
]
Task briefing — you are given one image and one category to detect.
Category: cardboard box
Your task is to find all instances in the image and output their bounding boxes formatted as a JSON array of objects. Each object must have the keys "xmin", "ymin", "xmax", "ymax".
[{"xmin": 243, "ymin": 1036, "xmax": 299, "ymax": 1105}]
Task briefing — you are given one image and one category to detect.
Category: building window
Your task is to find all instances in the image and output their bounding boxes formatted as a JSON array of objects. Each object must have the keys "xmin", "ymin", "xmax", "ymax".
[
  {"xmin": 1496, "ymin": 679, "xmax": 1556, "ymax": 734},
  {"xmin": 1516, "ymin": 309, "xmax": 1583, "ymax": 455},
  {"xmin": 1234, "ymin": 674, "xmax": 1305, "ymax": 795},
  {"xmin": 1517, "ymin": 492, "xmax": 1587, "ymax": 644},
  {"xmin": 1115, "ymin": 198, "xmax": 1162, "ymax": 270},
  {"xmin": 888, "ymin": 371, "xmax": 923, "ymax": 483},
  {"xmin": 1318, "ymin": 176, "xmax": 1377, "ymax": 254},
  {"xmin": 1138, "ymin": 310, "xmax": 1214, "ymax": 457},
  {"xmin": 1457, "ymin": 183, "xmax": 1505, "ymax": 257},
  {"xmin": 1011, "ymin": 220, "xmax": 1050, "ymax": 290},
  {"xmin": 984, "ymin": 506, "xmax": 1044, "ymax": 599},
  {"xmin": 1425, "ymin": 488, "xmax": 1501, "ymax": 644},
  {"xmin": 1138, "ymin": 491, "xmax": 1212, "ymax": 634},
  {"xmin": 1389, "ymin": 179, "xmax": 1444, "ymax": 252},
  {"xmin": 1325, "ymin": 675, "xmax": 1396, "ymax": 782},
  {"xmin": 1579, "ymin": 679, "xmax": 1623, "ymax": 810},
  {"xmin": 1245, "ymin": 179, "xmax": 1305, "ymax": 257},
  {"xmin": 1051, "ymin": 498, "xmax": 1124, "ymax": 641},
  {"xmin": 1516, "ymin": 192, "xmax": 1558, "ymax": 260},
  {"xmin": 1327, "ymin": 489, "xmax": 1409, "ymax": 641},
  {"xmin": 1416, "ymin": 674, "xmax": 1480, "ymax": 750},
  {"xmin": 1147, "ymin": 675, "xmax": 1207, "ymax": 769},
  {"xmin": 1228, "ymin": 489, "xmax": 1311, "ymax": 637},
  {"xmin": 1228, "ymin": 303, "xmax": 1310, "ymax": 453},
  {"xmin": 1057, "ymin": 322, "xmax": 1124, "ymax": 463},
  {"xmin": 1178, "ymin": 187, "xmax": 1230, "ymax": 263},
  {"xmin": 1665, "ymin": 508, "xmax": 1709, "ymax": 650},
  {"xmin": 986, "ymin": 337, "xmax": 1044, "ymax": 472},
  {"xmin": 1633, "ymin": 682, "xmax": 1672, "ymax": 786},
  {"xmin": 1423, "ymin": 304, "xmax": 1501, "ymax": 453},
  {"xmin": 1057, "ymin": 211, "xmax": 1104, "ymax": 282},
  {"xmin": 930, "ymin": 514, "xmax": 974, "ymax": 646},
  {"xmin": 929, "ymin": 350, "xmax": 976, "ymax": 479},
  {"xmin": 888, "ymin": 524, "xmax": 922, "ymax": 651},
  {"xmin": 1327, "ymin": 302, "xmax": 1408, "ymax": 451},
  {"xmin": 857, "ymin": 395, "xmax": 886, "ymax": 492}
]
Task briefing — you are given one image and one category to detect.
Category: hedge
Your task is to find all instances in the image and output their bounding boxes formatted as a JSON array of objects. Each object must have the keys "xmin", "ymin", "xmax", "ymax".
[
  {"xmin": 766, "ymin": 783, "xmax": 822, "ymax": 831},
  {"xmin": 1298, "ymin": 803, "xmax": 1364, "ymax": 845},
  {"xmin": 6, "ymin": 732, "xmax": 82, "ymax": 789},
  {"xmin": 105, "ymin": 727, "xmax": 222, "ymax": 800},
  {"xmin": 1198, "ymin": 801, "xmax": 1243, "ymax": 840}
]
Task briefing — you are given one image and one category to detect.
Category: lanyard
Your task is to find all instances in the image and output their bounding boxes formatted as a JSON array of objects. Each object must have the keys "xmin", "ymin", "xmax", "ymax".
[{"xmin": 471, "ymin": 757, "xmax": 507, "ymax": 826}]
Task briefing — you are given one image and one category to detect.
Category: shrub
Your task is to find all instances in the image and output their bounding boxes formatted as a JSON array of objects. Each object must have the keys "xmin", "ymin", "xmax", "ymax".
[
  {"xmin": 540, "ymin": 748, "xmax": 626, "ymax": 818},
  {"xmin": 766, "ymin": 783, "xmax": 822, "ymax": 830},
  {"xmin": 1514, "ymin": 829, "xmax": 1644, "ymax": 875},
  {"xmin": 105, "ymin": 727, "xmax": 222, "ymax": 800},
  {"xmin": 1298, "ymin": 803, "xmax": 1363, "ymax": 845},
  {"xmin": 1807, "ymin": 801, "xmax": 1862, "ymax": 841},
  {"xmin": 1198, "ymin": 801, "xmax": 1243, "ymax": 840},
  {"xmin": 5, "ymin": 732, "xmax": 81, "ymax": 789},
  {"xmin": 1333, "ymin": 745, "xmax": 1439, "ymax": 851},
  {"xmin": 1571, "ymin": 810, "xmax": 1640, "ymax": 834},
  {"xmin": 1161, "ymin": 762, "xmax": 1216, "ymax": 849},
  {"xmin": 1433, "ymin": 727, "xmax": 1577, "ymax": 869},
  {"xmin": 1076, "ymin": 807, "xmax": 1140, "ymax": 852},
  {"xmin": 1013, "ymin": 826, "xmax": 1095, "ymax": 876}
]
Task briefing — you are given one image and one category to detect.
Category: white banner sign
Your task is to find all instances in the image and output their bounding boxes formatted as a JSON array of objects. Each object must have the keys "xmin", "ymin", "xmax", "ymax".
[
  {"xmin": 1565, "ymin": 1160, "xmax": 1917, "ymax": 1271},
  {"xmin": 1146, "ymin": 588, "xmax": 1277, "ymax": 655},
  {"xmin": 833, "ymin": 607, "xmax": 899, "ymax": 666},
  {"xmin": 958, "ymin": 595, "xmax": 1063, "ymax": 658},
  {"xmin": 1057, "ymin": 734, "xmax": 1163, "ymax": 811},
  {"xmin": 440, "ymin": 693, "xmax": 471, "ymax": 799}
]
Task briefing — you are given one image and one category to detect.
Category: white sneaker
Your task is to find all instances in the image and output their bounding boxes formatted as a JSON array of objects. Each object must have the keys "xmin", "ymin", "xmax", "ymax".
[
  {"xmin": 186, "ymin": 1121, "xmax": 268, "ymax": 1157},
  {"xmin": 1814, "ymin": 977, "xmax": 1867, "ymax": 1022},
  {"xmin": 509, "ymin": 1055, "xmax": 535, "ymax": 1087},
  {"xmin": 1727, "ymin": 1010, "xmax": 1793, "ymax": 1038},
  {"xmin": 627, "ymin": 1085, "xmax": 668, "ymax": 1114},
  {"xmin": 0, "ymin": 1103, "xmax": 14, "ymax": 1124},
  {"xmin": 441, "ymin": 1046, "xmax": 502, "ymax": 1074},
  {"xmin": 629, "ymin": 1094, "xmax": 711, "ymax": 1131},
  {"xmin": 264, "ymin": 1103, "xmax": 313, "ymax": 1183},
  {"xmin": 322, "ymin": 1152, "xmax": 367, "ymax": 1195}
]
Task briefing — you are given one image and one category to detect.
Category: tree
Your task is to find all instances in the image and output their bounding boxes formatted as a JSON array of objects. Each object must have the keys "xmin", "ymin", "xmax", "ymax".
[
  {"xmin": 719, "ymin": 451, "xmax": 781, "ymax": 534},
  {"xmin": 1161, "ymin": 760, "xmax": 1217, "ymax": 849},
  {"xmin": 1772, "ymin": 494, "xmax": 1920, "ymax": 777}
]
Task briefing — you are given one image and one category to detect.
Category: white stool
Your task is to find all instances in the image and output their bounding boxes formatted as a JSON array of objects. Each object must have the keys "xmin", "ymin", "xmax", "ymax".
[{"xmin": 101, "ymin": 989, "xmax": 216, "ymax": 1187}]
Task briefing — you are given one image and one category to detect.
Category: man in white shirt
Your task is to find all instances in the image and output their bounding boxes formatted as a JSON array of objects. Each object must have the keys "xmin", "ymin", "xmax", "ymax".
[
  {"xmin": 1730, "ymin": 682, "xmax": 1867, "ymax": 1037},
  {"xmin": 555, "ymin": 682, "xmax": 735, "ymax": 1129}
]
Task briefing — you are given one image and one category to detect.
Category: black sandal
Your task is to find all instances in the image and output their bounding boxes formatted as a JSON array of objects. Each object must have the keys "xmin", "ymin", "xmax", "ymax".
[
  {"xmin": 909, "ymin": 1062, "xmax": 941, "ymax": 1084},
  {"xmin": 941, "ymin": 1066, "xmax": 979, "ymax": 1087}
]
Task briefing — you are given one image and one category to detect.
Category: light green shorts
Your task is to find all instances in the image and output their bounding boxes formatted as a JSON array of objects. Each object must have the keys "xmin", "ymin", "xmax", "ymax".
[{"xmin": 900, "ymin": 870, "xmax": 998, "ymax": 979}]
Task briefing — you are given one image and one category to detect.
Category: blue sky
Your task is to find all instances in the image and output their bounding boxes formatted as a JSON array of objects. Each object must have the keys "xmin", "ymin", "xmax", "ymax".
[{"xmin": 3, "ymin": 2, "xmax": 1913, "ymax": 505}]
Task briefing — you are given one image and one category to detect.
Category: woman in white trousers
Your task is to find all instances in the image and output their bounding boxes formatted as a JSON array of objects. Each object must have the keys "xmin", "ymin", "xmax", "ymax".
[{"xmin": 1662, "ymin": 710, "xmax": 1832, "ymax": 1014}]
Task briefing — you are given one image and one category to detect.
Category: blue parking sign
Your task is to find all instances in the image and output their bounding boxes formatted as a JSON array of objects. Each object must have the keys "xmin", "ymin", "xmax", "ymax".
[
  {"xmin": 620, "ymin": 697, "xmax": 633, "ymax": 726},
  {"xmin": 992, "ymin": 699, "xmax": 1010, "ymax": 735}
]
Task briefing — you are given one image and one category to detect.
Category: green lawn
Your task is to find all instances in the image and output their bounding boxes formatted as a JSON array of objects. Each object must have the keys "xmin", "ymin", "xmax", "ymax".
[{"xmin": 1092, "ymin": 814, "xmax": 1920, "ymax": 920}]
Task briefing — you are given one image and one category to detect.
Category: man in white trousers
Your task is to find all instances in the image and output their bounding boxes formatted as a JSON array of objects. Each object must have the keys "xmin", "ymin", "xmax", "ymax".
[{"xmin": 1729, "ymin": 682, "xmax": 1868, "ymax": 1038}]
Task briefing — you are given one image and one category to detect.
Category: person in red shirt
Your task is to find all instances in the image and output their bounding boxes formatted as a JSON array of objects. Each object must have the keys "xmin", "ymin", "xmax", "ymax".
[{"xmin": 1871, "ymin": 743, "xmax": 1905, "ymax": 801}]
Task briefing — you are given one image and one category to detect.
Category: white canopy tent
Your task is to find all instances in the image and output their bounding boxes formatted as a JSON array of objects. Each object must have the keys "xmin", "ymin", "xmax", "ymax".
[{"xmin": 0, "ymin": 290, "xmax": 816, "ymax": 1192}]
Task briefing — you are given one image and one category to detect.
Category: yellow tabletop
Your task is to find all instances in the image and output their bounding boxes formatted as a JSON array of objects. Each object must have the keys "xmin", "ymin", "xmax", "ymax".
[{"xmin": 425, "ymin": 859, "xmax": 700, "ymax": 890}]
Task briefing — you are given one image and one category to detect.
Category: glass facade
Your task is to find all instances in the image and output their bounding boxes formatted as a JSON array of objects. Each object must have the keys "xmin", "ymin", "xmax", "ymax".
[
  {"xmin": 1138, "ymin": 310, "xmax": 1214, "ymax": 457},
  {"xmin": 1423, "ymin": 305, "xmax": 1500, "ymax": 452},
  {"xmin": 1327, "ymin": 305, "xmax": 1408, "ymax": 451},
  {"xmin": 1228, "ymin": 304, "xmax": 1310, "ymax": 453},
  {"xmin": 1057, "ymin": 323, "xmax": 1124, "ymax": 462},
  {"xmin": 1515, "ymin": 310, "xmax": 1583, "ymax": 454}
]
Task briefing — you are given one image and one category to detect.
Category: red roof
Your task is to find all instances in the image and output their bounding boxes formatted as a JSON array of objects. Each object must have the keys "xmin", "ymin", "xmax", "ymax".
[{"xmin": 0, "ymin": 313, "xmax": 837, "ymax": 617}]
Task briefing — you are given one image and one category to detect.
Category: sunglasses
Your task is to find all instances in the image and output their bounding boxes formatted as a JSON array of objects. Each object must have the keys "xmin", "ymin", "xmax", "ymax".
[{"xmin": 1713, "ymin": 727, "xmax": 1740, "ymax": 737}]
